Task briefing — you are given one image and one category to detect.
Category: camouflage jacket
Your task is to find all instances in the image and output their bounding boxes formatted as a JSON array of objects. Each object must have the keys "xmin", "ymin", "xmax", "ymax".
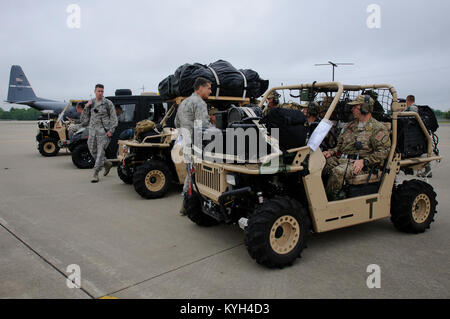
[
  {"xmin": 329, "ymin": 117, "xmax": 391, "ymax": 166},
  {"xmin": 404, "ymin": 103, "xmax": 419, "ymax": 113},
  {"xmin": 175, "ymin": 92, "xmax": 211, "ymax": 132},
  {"xmin": 80, "ymin": 98, "xmax": 118, "ymax": 134}
]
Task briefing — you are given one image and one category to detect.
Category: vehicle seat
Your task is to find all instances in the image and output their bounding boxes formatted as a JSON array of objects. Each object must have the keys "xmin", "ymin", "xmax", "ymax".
[{"xmin": 347, "ymin": 170, "xmax": 383, "ymax": 185}]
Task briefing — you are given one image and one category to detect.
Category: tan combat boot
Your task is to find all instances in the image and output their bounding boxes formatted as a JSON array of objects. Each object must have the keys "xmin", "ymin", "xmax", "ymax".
[{"xmin": 91, "ymin": 173, "xmax": 99, "ymax": 183}]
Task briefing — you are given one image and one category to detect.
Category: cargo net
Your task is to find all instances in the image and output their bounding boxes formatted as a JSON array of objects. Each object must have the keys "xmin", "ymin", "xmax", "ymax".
[{"xmin": 277, "ymin": 87, "xmax": 393, "ymax": 123}]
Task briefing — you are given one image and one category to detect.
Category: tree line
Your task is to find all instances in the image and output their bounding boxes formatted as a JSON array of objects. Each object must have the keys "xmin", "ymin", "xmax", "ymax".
[
  {"xmin": 0, "ymin": 107, "xmax": 43, "ymax": 120},
  {"xmin": 432, "ymin": 109, "xmax": 450, "ymax": 120}
]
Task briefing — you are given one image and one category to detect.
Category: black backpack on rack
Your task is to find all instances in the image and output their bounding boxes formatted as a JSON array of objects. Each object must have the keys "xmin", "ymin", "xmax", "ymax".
[{"xmin": 417, "ymin": 105, "xmax": 439, "ymax": 133}]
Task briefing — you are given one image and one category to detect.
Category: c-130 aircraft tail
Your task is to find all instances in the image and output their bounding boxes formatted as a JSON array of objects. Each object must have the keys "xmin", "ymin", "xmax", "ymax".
[{"xmin": 6, "ymin": 65, "xmax": 66, "ymax": 112}]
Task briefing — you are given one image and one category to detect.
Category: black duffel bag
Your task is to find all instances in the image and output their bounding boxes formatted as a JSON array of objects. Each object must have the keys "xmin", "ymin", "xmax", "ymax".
[
  {"xmin": 417, "ymin": 105, "xmax": 439, "ymax": 132},
  {"xmin": 260, "ymin": 108, "xmax": 307, "ymax": 151},
  {"xmin": 158, "ymin": 60, "xmax": 268, "ymax": 100}
]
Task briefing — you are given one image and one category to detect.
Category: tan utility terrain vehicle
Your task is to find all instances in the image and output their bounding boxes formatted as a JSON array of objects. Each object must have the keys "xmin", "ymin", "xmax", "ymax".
[
  {"xmin": 36, "ymin": 100, "xmax": 87, "ymax": 156},
  {"xmin": 185, "ymin": 82, "xmax": 441, "ymax": 268},
  {"xmin": 117, "ymin": 96, "xmax": 251, "ymax": 199}
]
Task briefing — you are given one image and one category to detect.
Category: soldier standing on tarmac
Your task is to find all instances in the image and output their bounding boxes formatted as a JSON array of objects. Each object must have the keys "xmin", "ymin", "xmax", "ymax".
[
  {"xmin": 81, "ymin": 84, "xmax": 118, "ymax": 183},
  {"xmin": 405, "ymin": 95, "xmax": 419, "ymax": 112},
  {"xmin": 175, "ymin": 77, "xmax": 212, "ymax": 215},
  {"xmin": 404, "ymin": 95, "xmax": 432, "ymax": 177}
]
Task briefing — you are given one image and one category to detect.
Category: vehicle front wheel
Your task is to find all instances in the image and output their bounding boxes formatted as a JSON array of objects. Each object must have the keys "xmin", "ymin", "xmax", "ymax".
[
  {"xmin": 38, "ymin": 138, "xmax": 60, "ymax": 157},
  {"xmin": 245, "ymin": 196, "xmax": 310, "ymax": 269},
  {"xmin": 185, "ymin": 192, "xmax": 220, "ymax": 227},
  {"xmin": 71, "ymin": 143, "xmax": 94, "ymax": 169},
  {"xmin": 117, "ymin": 163, "xmax": 133, "ymax": 184},
  {"xmin": 133, "ymin": 160, "xmax": 171, "ymax": 199},
  {"xmin": 391, "ymin": 179, "xmax": 437, "ymax": 234}
]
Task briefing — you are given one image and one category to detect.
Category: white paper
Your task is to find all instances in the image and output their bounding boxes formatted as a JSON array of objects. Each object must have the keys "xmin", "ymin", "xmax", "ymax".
[
  {"xmin": 176, "ymin": 134, "xmax": 183, "ymax": 145},
  {"xmin": 307, "ymin": 119, "xmax": 333, "ymax": 152}
]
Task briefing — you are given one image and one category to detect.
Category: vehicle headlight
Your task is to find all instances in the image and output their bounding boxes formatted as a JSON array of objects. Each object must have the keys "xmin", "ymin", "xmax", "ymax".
[{"xmin": 226, "ymin": 174, "xmax": 237, "ymax": 186}]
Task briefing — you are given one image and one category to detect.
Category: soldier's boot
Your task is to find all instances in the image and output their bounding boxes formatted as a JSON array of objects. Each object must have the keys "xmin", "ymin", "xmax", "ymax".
[
  {"xmin": 103, "ymin": 161, "xmax": 113, "ymax": 176},
  {"xmin": 179, "ymin": 195, "xmax": 187, "ymax": 216},
  {"xmin": 179, "ymin": 203, "xmax": 187, "ymax": 216},
  {"xmin": 91, "ymin": 173, "xmax": 99, "ymax": 183}
]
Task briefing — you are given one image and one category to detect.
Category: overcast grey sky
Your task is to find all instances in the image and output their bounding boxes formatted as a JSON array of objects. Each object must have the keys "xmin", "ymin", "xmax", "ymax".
[{"xmin": 1, "ymin": 0, "xmax": 449, "ymax": 110}]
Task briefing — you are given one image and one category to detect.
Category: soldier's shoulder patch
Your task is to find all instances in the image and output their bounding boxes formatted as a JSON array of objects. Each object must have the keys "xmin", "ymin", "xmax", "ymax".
[{"xmin": 375, "ymin": 130, "xmax": 387, "ymax": 141}]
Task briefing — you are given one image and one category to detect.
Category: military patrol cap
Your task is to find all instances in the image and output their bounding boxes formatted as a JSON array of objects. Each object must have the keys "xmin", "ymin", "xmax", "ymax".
[
  {"xmin": 267, "ymin": 91, "xmax": 281, "ymax": 99},
  {"xmin": 348, "ymin": 95, "xmax": 375, "ymax": 113}
]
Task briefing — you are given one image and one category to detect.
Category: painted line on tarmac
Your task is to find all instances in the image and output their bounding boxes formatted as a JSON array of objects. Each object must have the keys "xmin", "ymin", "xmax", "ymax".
[
  {"xmin": 0, "ymin": 221, "xmax": 95, "ymax": 299},
  {"xmin": 104, "ymin": 242, "xmax": 245, "ymax": 297}
]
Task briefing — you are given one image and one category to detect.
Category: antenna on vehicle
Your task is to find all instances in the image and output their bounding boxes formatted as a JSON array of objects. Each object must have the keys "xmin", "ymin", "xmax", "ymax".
[{"xmin": 314, "ymin": 61, "xmax": 354, "ymax": 81}]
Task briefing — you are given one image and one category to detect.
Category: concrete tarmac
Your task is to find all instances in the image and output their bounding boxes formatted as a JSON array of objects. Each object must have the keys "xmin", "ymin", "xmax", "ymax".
[{"xmin": 0, "ymin": 121, "xmax": 449, "ymax": 299}]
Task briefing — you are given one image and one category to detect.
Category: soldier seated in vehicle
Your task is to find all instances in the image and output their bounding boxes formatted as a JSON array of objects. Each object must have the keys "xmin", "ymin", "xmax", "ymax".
[
  {"xmin": 208, "ymin": 106, "xmax": 218, "ymax": 126},
  {"xmin": 322, "ymin": 95, "xmax": 391, "ymax": 201},
  {"xmin": 68, "ymin": 102, "xmax": 85, "ymax": 139},
  {"xmin": 262, "ymin": 91, "xmax": 281, "ymax": 115}
]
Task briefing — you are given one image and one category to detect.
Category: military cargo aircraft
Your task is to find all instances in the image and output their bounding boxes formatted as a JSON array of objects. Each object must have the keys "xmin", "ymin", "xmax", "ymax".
[{"xmin": 6, "ymin": 65, "xmax": 81, "ymax": 119}]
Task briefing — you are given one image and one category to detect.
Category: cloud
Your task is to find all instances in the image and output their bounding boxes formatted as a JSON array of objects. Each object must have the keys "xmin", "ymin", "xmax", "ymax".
[{"xmin": 1, "ymin": 0, "xmax": 449, "ymax": 110}]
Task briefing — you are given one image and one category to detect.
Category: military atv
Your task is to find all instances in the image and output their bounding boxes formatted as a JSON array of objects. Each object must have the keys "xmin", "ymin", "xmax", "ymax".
[
  {"xmin": 68, "ymin": 91, "xmax": 168, "ymax": 169},
  {"xmin": 185, "ymin": 82, "xmax": 442, "ymax": 268},
  {"xmin": 36, "ymin": 100, "xmax": 88, "ymax": 156},
  {"xmin": 117, "ymin": 96, "xmax": 251, "ymax": 199}
]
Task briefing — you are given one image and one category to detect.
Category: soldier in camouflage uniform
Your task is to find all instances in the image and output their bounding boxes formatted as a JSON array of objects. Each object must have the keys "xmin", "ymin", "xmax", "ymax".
[
  {"xmin": 322, "ymin": 95, "xmax": 391, "ymax": 200},
  {"xmin": 81, "ymin": 84, "xmax": 118, "ymax": 183},
  {"xmin": 175, "ymin": 77, "xmax": 212, "ymax": 215},
  {"xmin": 405, "ymin": 95, "xmax": 419, "ymax": 113},
  {"xmin": 208, "ymin": 106, "xmax": 219, "ymax": 126},
  {"xmin": 263, "ymin": 91, "xmax": 281, "ymax": 115},
  {"xmin": 68, "ymin": 103, "xmax": 85, "ymax": 140}
]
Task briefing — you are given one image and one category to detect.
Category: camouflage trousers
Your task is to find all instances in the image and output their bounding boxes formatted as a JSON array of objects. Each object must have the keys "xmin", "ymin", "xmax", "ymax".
[
  {"xmin": 88, "ymin": 129, "xmax": 111, "ymax": 174},
  {"xmin": 323, "ymin": 157, "xmax": 365, "ymax": 196},
  {"xmin": 183, "ymin": 163, "xmax": 192, "ymax": 195}
]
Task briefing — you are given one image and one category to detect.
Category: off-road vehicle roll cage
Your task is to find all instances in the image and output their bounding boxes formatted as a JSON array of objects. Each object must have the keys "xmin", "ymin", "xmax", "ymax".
[{"xmin": 186, "ymin": 81, "xmax": 442, "ymax": 268}]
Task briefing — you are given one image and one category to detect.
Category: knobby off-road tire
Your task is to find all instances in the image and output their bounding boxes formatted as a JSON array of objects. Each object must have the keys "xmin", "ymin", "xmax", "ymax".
[
  {"xmin": 71, "ymin": 143, "xmax": 95, "ymax": 169},
  {"xmin": 185, "ymin": 192, "xmax": 220, "ymax": 227},
  {"xmin": 133, "ymin": 160, "xmax": 171, "ymax": 199},
  {"xmin": 245, "ymin": 196, "xmax": 311, "ymax": 269},
  {"xmin": 38, "ymin": 138, "xmax": 60, "ymax": 157},
  {"xmin": 117, "ymin": 163, "xmax": 133, "ymax": 184},
  {"xmin": 391, "ymin": 179, "xmax": 437, "ymax": 234}
]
